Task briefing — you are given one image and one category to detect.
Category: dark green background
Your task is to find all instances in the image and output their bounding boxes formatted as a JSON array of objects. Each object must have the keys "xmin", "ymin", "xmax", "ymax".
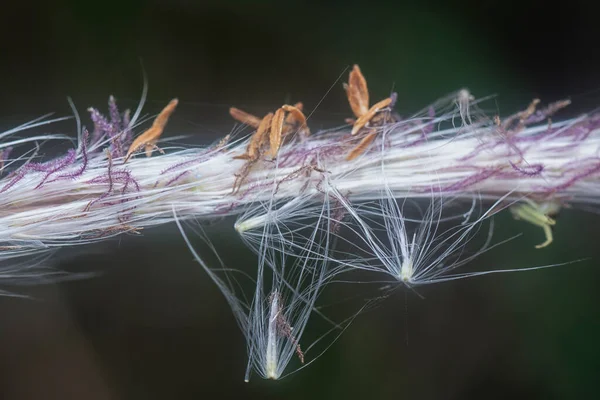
[{"xmin": 0, "ymin": 1, "xmax": 599, "ymax": 399}]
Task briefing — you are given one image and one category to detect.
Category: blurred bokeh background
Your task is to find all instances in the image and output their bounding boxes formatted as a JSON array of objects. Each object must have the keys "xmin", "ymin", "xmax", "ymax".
[{"xmin": 1, "ymin": 0, "xmax": 599, "ymax": 398}]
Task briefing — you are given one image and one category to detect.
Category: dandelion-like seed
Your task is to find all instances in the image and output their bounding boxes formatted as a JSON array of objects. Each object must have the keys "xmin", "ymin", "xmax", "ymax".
[
  {"xmin": 339, "ymin": 183, "xmax": 509, "ymax": 286},
  {"xmin": 237, "ymin": 176, "xmax": 347, "ymax": 381}
]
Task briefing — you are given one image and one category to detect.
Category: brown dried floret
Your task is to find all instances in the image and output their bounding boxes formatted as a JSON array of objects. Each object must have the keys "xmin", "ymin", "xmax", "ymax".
[
  {"xmin": 229, "ymin": 107, "xmax": 262, "ymax": 129},
  {"xmin": 351, "ymin": 97, "xmax": 394, "ymax": 135},
  {"xmin": 344, "ymin": 64, "xmax": 369, "ymax": 118},
  {"xmin": 229, "ymin": 101, "xmax": 310, "ymax": 193},
  {"xmin": 232, "ymin": 102, "xmax": 310, "ymax": 162},
  {"xmin": 234, "ymin": 112, "xmax": 274, "ymax": 161},
  {"xmin": 343, "ymin": 65, "xmax": 397, "ymax": 159},
  {"xmin": 346, "ymin": 130, "xmax": 378, "ymax": 161},
  {"xmin": 230, "ymin": 112, "xmax": 274, "ymax": 194},
  {"xmin": 269, "ymin": 108, "xmax": 286, "ymax": 158},
  {"xmin": 124, "ymin": 98, "xmax": 178, "ymax": 162},
  {"xmin": 282, "ymin": 104, "xmax": 310, "ymax": 137}
]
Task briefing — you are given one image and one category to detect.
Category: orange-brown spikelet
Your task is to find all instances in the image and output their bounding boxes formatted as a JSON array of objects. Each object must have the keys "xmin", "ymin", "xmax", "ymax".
[
  {"xmin": 344, "ymin": 65, "xmax": 369, "ymax": 118},
  {"xmin": 231, "ymin": 112, "xmax": 277, "ymax": 194},
  {"xmin": 234, "ymin": 112, "xmax": 274, "ymax": 161},
  {"xmin": 232, "ymin": 102, "xmax": 310, "ymax": 161},
  {"xmin": 269, "ymin": 108, "xmax": 286, "ymax": 158},
  {"xmin": 346, "ymin": 130, "xmax": 378, "ymax": 161},
  {"xmin": 230, "ymin": 101, "xmax": 311, "ymax": 193},
  {"xmin": 351, "ymin": 97, "xmax": 393, "ymax": 135},
  {"xmin": 229, "ymin": 107, "xmax": 262, "ymax": 129},
  {"xmin": 343, "ymin": 65, "xmax": 396, "ymax": 159},
  {"xmin": 125, "ymin": 98, "xmax": 179, "ymax": 162},
  {"xmin": 282, "ymin": 104, "xmax": 310, "ymax": 138}
]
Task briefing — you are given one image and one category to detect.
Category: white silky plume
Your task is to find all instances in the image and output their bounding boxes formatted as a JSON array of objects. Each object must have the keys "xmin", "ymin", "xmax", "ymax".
[
  {"xmin": 2, "ymin": 81, "xmax": 596, "ymax": 381},
  {"xmin": 1, "ymin": 91, "xmax": 599, "ymax": 266}
]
